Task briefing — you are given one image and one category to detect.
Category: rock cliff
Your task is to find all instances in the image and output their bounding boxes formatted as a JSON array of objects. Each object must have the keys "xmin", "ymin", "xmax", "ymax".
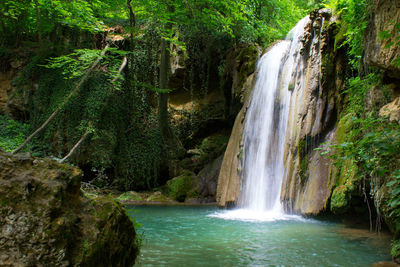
[
  {"xmin": 364, "ymin": 0, "xmax": 400, "ymax": 77},
  {"xmin": 216, "ymin": 10, "xmax": 344, "ymax": 212}
]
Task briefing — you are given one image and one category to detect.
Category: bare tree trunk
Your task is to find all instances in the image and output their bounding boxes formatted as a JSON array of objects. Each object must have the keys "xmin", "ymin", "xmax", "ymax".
[
  {"xmin": 12, "ymin": 44, "xmax": 110, "ymax": 154},
  {"xmin": 112, "ymin": 56, "xmax": 127, "ymax": 83},
  {"xmin": 60, "ymin": 130, "xmax": 89, "ymax": 163}
]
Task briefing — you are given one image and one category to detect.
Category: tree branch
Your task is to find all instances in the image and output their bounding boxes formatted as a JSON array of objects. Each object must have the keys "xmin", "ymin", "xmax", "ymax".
[
  {"xmin": 60, "ymin": 130, "xmax": 90, "ymax": 163},
  {"xmin": 12, "ymin": 44, "xmax": 109, "ymax": 154}
]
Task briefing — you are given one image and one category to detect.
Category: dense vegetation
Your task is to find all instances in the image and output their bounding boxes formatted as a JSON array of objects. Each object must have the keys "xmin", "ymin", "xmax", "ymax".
[
  {"xmin": 2, "ymin": 0, "xmax": 400, "ymax": 259},
  {"xmin": 0, "ymin": 0, "xmax": 318, "ymax": 190}
]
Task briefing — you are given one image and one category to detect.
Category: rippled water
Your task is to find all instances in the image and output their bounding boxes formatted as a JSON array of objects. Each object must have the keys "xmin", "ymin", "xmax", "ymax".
[{"xmin": 127, "ymin": 206, "xmax": 391, "ymax": 267}]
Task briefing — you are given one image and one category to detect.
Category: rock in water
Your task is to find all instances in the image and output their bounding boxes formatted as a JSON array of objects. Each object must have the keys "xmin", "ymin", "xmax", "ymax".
[{"xmin": 0, "ymin": 150, "xmax": 139, "ymax": 266}]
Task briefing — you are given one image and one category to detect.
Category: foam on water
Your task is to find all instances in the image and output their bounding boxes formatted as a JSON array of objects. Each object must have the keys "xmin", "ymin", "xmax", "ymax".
[{"xmin": 208, "ymin": 209, "xmax": 308, "ymax": 223}]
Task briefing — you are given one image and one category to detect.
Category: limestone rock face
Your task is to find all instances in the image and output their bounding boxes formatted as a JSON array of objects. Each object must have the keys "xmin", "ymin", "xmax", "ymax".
[
  {"xmin": 379, "ymin": 97, "xmax": 400, "ymax": 122},
  {"xmin": 364, "ymin": 0, "xmax": 400, "ymax": 77},
  {"xmin": 221, "ymin": 44, "xmax": 260, "ymax": 119},
  {"xmin": 281, "ymin": 10, "xmax": 345, "ymax": 215},
  {"xmin": 0, "ymin": 150, "xmax": 138, "ymax": 266},
  {"xmin": 216, "ymin": 69, "xmax": 257, "ymax": 207}
]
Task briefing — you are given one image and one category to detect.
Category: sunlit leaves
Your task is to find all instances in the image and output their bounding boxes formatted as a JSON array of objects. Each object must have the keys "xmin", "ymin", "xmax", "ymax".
[{"xmin": 43, "ymin": 48, "xmax": 130, "ymax": 89}]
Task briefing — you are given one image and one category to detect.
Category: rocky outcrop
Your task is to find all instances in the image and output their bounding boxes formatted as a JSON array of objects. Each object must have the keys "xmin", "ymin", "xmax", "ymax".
[
  {"xmin": 0, "ymin": 150, "xmax": 139, "ymax": 266},
  {"xmin": 221, "ymin": 44, "xmax": 260, "ymax": 120},
  {"xmin": 217, "ymin": 10, "xmax": 344, "ymax": 212},
  {"xmin": 364, "ymin": 0, "xmax": 400, "ymax": 77},
  {"xmin": 197, "ymin": 155, "xmax": 223, "ymax": 201},
  {"xmin": 379, "ymin": 97, "xmax": 400, "ymax": 122},
  {"xmin": 281, "ymin": 9, "xmax": 346, "ymax": 215},
  {"xmin": 0, "ymin": 55, "xmax": 31, "ymax": 119}
]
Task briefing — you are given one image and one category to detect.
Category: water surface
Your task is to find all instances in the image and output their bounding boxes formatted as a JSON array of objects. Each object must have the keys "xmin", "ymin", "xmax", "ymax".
[{"xmin": 127, "ymin": 206, "xmax": 391, "ymax": 267}]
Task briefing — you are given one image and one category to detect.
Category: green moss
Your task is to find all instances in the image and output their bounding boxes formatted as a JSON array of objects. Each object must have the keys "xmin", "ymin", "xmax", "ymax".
[
  {"xmin": 146, "ymin": 191, "xmax": 171, "ymax": 202},
  {"xmin": 199, "ymin": 135, "xmax": 229, "ymax": 154},
  {"xmin": 299, "ymin": 155, "xmax": 309, "ymax": 184},
  {"xmin": 82, "ymin": 239, "xmax": 90, "ymax": 256},
  {"xmin": 237, "ymin": 45, "xmax": 259, "ymax": 91},
  {"xmin": 336, "ymin": 114, "xmax": 354, "ymax": 144},
  {"xmin": 297, "ymin": 139, "xmax": 308, "ymax": 184},
  {"xmin": 288, "ymin": 82, "xmax": 295, "ymax": 91},
  {"xmin": 116, "ymin": 191, "xmax": 144, "ymax": 202},
  {"xmin": 330, "ymin": 185, "xmax": 350, "ymax": 214},
  {"xmin": 166, "ymin": 172, "xmax": 196, "ymax": 202},
  {"xmin": 334, "ymin": 21, "xmax": 348, "ymax": 52}
]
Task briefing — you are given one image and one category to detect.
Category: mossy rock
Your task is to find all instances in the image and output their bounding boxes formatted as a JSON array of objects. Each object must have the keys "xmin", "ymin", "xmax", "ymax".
[
  {"xmin": 199, "ymin": 134, "xmax": 229, "ymax": 154},
  {"xmin": 116, "ymin": 191, "xmax": 144, "ymax": 202},
  {"xmin": 336, "ymin": 114, "xmax": 355, "ymax": 144},
  {"xmin": 330, "ymin": 185, "xmax": 351, "ymax": 214},
  {"xmin": 236, "ymin": 45, "xmax": 259, "ymax": 97},
  {"xmin": 146, "ymin": 191, "xmax": 172, "ymax": 202},
  {"xmin": 334, "ymin": 20, "xmax": 348, "ymax": 52},
  {"xmin": 166, "ymin": 171, "xmax": 197, "ymax": 202},
  {"xmin": 0, "ymin": 150, "xmax": 139, "ymax": 266}
]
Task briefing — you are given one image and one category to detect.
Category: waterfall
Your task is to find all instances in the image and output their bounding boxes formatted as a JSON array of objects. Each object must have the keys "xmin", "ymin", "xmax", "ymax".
[
  {"xmin": 212, "ymin": 17, "xmax": 310, "ymax": 221},
  {"xmin": 238, "ymin": 17, "xmax": 309, "ymax": 216}
]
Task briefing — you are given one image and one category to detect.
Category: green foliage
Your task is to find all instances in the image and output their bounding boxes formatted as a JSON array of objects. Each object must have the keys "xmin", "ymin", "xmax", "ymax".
[
  {"xmin": 391, "ymin": 238, "xmax": 400, "ymax": 259},
  {"xmin": 43, "ymin": 48, "xmax": 129, "ymax": 89},
  {"xmin": 319, "ymin": 72, "xmax": 400, "ymax": 229},
  {"xmin": 0, "ymin": 0, "xmax": 130, "ymax": 48},
  {"xmin": 326, "ymin": 0, "xmax": 371, "ymax": 70},
  {"xmin": 0, "ymin": 115, "xmax": 31, "ymax": 152},
  {"xmin": 387, "ymin": 171, "xmax": 400, "ymax": 219}
]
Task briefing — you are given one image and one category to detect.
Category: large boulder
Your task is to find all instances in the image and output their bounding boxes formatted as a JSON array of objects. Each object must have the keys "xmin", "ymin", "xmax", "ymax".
[{"xmin": 0, "ymin": 150, "xmax": 139, "ymax": 266}]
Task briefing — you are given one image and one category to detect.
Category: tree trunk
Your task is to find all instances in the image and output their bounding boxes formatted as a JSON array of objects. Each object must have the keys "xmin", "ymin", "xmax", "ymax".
[
  {"xmin": 157, "ymin": 6, "xmax": 184, "ymax": 157},
  {"xmin": 126, "ymin": 0, "xmax": 136, "ymax": 28},
  {"xmin": 34, "ymin": 0, "xmax": 42, "ymax": 48},
  {"xmin": 12, "ymin": 44, "xmax": 109, "ymax": 154},
  {"xmin": 158, "ymin": 36, "xmax": 170, "ymax": 139},
  {"xmin": 60, "ymin": 130, "xmax": 89, "ymax": 163}
]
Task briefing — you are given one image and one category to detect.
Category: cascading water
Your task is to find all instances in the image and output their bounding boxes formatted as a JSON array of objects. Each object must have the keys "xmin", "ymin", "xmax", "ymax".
[{"xmin": 212, "ymin": 17, "xmax": 310, "ymax": 221}]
